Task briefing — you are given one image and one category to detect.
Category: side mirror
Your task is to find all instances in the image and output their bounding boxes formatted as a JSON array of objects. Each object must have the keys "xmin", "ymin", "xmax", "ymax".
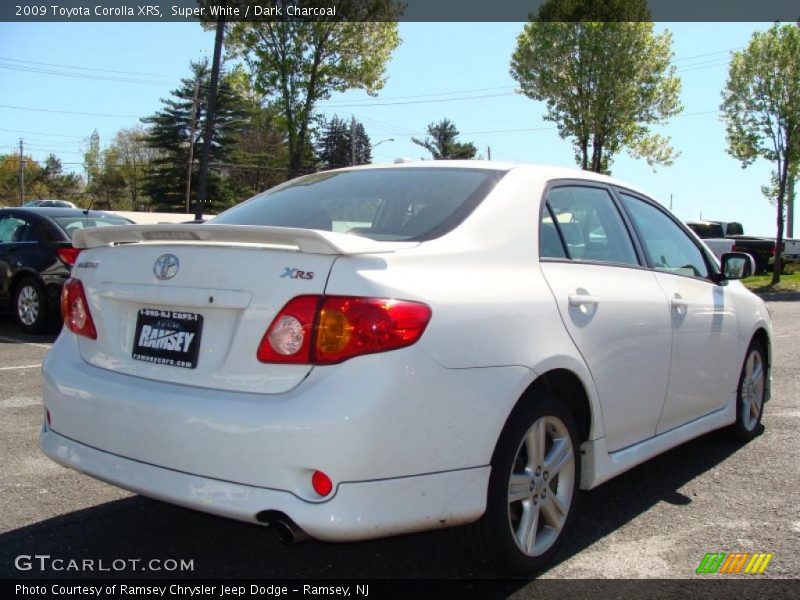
[{"xmin": 720, "ymin": 252, "xmax": 754, "ymax": 280}]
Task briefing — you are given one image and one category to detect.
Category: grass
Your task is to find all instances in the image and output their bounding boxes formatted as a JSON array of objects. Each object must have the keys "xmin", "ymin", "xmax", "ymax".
[{"xmin": 742, "ymin": 268, "xmax": 800, "ymax": 294}]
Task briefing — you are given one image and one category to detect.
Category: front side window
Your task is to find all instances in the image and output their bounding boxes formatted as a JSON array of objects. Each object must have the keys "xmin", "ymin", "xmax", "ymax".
[
  {"xmin": 211, "ymin": 168, "xmax": 504, "ymax": 241},
  {"xmin": 542, "ymin": 185, "xmax": 639, "ymax": 266},
  {"xmin": 619, "ymin": 193, "xmax": 709, "ymax": 279}
]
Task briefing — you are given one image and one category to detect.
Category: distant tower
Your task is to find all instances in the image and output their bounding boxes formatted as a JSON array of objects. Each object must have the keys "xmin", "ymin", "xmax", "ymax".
[{"xmin": 86, "ymin": 129, "xmax": 100, "ymax": 183}]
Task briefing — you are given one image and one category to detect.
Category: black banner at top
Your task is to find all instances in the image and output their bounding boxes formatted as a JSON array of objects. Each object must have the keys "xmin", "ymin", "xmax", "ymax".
[{"xmin": 2, "ymin": 0, "xmax": 800, "ymax": 23}]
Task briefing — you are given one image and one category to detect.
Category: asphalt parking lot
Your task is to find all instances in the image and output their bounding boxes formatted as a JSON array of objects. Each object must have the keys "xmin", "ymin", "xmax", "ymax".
[{"xmin": 0, "ymin": 300, "xmax": 798, "ymax": 586}]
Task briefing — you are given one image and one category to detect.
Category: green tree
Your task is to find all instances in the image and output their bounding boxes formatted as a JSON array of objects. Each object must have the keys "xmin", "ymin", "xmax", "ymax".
[
  {"xmin": 105, "ymin": 126, "xmax": 159, "ymax": 210},
  {"xmin": 86, "ymin": 146, "xmax": 126, "ymax": 209},
  {"xmin": 141, "ymin": 60, "xmax": 251, "ymax": 212},
  {"xmin": 510, "ymin": 0, "xmax": 682, "ymax": 173},
  {"xmin": 39, "ymin": 154, "xmax": 83, "ymax": 201},
  {"xmin": 720, "ymin": 24, "xmax": 800, "ymax": 284},
  {"xmin": 0, "ymin": 154, "xmax": 42, "ymax": 205},
  {"xmin": 412, "ymin": 119, "xmax": 477, "ymax": 160},
  {"xmin": 226, "ymin": 103, "xmax": 291, "ymax": 199},
  {"xmin": 225, "ymin": 1, "xmax": 401, "ymax": 178},
  {"xmin": 317, "ymin": 115, "xmax": 371, "ymax": 169},
  {"xmin": 536, "ymin": 0, "xmax": 651, "ymax": 21}
]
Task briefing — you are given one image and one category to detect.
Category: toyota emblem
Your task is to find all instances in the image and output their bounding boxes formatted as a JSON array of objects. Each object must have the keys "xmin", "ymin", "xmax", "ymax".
[{"xmin": 153, "ymin": 254, "xmax": 180, "ymax": 280}]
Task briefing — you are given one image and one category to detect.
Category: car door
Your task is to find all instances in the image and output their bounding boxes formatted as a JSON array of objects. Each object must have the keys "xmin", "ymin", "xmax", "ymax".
[
  {"xmin": 617, "ymin": 192, "xmax": 741, "ymax": 433},
  {"xmin": 0, "ymin": 214, "xmax": 29, "ymax": 306},
  {"xmin": 539, "ymin": 183, "xmax": 672, "ymax": 452}
]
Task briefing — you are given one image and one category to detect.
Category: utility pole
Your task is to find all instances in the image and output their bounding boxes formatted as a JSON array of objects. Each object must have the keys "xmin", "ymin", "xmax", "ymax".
[
  {"xmin": 185, "ymin": 79, "xmax": 200, "ymax": 214},
  {"xmin": 195, "ymin": 3, "xmax": 226, "ymax": 221},
  {"xmin": 350, "ymin": 116, "xmax": 357, "ymax": 166},
  {"xmin": 487, "ymin": 146, "xmax": 491, "ymax": 160},
  {"xmin": 18, "ymin": 139, "xmax": 24, "ymax": 206}
]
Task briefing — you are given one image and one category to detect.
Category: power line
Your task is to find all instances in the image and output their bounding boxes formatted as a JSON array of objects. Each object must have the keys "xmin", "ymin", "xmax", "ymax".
[
  {"xmin": 677, "ymin": 60, "xmax": 730, "ymax": 73},
  {"xmin": 672, "ymin": 47, "xmax": 741, "ymax": 63},
  {"xmin": 0, "ymin": 104, "xmax": 139, "ymax": 118},
  {"xmin": 317, "ymin": 92, "xmax": 517, "ymax": 109},
  {"xmin": 0, "ymin": 56, "xmax": 172, "ymax": 78},
  {"xmin": 0, "ymin": 127, "xmax": 89, "ymax": 139},
  {"xmin": 321, "ymin": 85, "xmax": 515, "ymax": 106},
  {"xmin": 0, "ymin": 63, "xmax": 172, "ymax": 86}
]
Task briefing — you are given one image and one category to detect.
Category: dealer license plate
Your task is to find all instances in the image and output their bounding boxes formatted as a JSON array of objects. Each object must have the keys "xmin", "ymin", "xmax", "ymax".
[{"xmin": 132, "ymin": 308, "xmax": 203, "ymax": 369}]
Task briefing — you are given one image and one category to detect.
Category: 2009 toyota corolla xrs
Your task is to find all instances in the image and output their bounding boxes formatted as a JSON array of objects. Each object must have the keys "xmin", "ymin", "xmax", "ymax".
[{"xmin": 40, "ymin": 162, "xmax": 770, "ymax": 573}]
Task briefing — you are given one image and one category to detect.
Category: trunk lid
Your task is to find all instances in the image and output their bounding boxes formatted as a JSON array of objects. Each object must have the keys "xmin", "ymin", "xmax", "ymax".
[{"xmin": 70, "ymin": 224, "xmax": 416, "ymax": 394}]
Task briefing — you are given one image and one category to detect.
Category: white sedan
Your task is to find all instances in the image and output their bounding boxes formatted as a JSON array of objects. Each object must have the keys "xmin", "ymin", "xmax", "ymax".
[{"xmin": 40, "ymin": 162, "xmax": 770, "ymax": 573}]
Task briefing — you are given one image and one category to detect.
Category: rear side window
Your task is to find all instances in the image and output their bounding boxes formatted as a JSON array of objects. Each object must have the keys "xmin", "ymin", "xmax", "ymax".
[
  {"xmin": 619, "ymin": 193, "xmax": 709, "ymax": 279},
  {"xmin": 542, "ymin": 186, "xmax": 639, "ymax": 266},
  {"xmin": 0, "ymin": 216, "xmax": 28, "ymax": 243},
  {"xmin": 53, "ymin": 216, "xmax": 132, "ymax": 236},
  {"xmin": 211, "ymin": 168, "xmax": 504, "ymax": 241}
]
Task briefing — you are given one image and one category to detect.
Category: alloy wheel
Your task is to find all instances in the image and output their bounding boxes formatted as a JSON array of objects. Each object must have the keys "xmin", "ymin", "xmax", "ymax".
[
  {"xmin": 17, "ymin": 284, "xmax": 41, "ymax": 327},
  {"xmin": 740, "ymin": 347, "xmax": 765, "ymax": 432},
  {"xmin": 507, "ymin": 415, "xmax": 575, "ymax": 557}
]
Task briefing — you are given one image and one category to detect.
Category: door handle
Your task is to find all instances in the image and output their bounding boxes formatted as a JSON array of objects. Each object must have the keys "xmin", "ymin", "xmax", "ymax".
[
  {"xmin": 670, "ymin": 295, "xmax": 688, "ymax": 310},
  {"xmin": 568, "ymin": 293, "xmax": 600, "ymax": 308}
]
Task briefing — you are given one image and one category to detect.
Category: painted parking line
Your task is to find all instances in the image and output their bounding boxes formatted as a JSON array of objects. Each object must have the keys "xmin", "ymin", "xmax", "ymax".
[
  {"xmin": 0, "ymin": 336, "xmax": 52, "ymax": 349},
  {"xmin": 0, "ymin": 364, "xmax": 41, "ymax": 371}
]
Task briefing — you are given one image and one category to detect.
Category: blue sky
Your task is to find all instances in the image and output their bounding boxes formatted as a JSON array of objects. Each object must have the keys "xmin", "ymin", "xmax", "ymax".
[{"xmin": 0, "ymin": 21, "xmax": 785, "ymax": 236}]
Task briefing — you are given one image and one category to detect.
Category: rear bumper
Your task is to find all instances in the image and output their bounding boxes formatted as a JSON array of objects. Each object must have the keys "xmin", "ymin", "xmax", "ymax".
[
  {"xmin": 40, "ymin": 428, "xmax": 489, "ymax": 541},
  {"xmin": 41, "ymin": 331, "xmax": 532, "ymax": 539}
]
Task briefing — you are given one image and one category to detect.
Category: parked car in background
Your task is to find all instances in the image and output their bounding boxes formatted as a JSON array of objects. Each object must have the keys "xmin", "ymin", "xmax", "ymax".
[
  {"xmin": 0, "ymin": 207, "xmax": 133, "ymax": 332},
  {"xmin": 41, "ymin": 163, "xmax": 770, "ymax": 574},
  {"xmin": 686, "ymin": 220, "xmax": 775, "ymax": 273},
  {"xmin": 22, "ymin": 199, "xmax": 79, "ymax": 209}
]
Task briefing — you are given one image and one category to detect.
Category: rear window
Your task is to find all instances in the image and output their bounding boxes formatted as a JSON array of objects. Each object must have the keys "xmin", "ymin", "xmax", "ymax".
[
  {"xmin": 725, "ymin": 222, "xmax": 744, "ymax": 236},
  {"xmin": 210, "ymin": 167, "xmax": 504, "ymax": 241},
  {"xmin": 54, "ymin": 216, "xmax": 132, "ymax": 236},
  {"xmin": 686, "ymin": 222, "xmax": 724, "ymax": 238}
]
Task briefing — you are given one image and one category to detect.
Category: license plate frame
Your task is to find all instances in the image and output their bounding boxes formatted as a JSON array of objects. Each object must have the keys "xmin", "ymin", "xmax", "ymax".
[{"xmin": 132, "ymin": 308, "xmax": 203, "ymax": 369}]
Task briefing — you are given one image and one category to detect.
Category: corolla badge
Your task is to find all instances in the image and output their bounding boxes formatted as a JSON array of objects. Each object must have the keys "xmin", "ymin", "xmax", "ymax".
[{"xmin": 153, "ymin": 254, "xmax": 180, "ymax": 280}]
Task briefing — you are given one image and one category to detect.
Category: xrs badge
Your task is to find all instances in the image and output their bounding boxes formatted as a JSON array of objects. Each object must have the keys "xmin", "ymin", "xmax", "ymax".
[{"xmin": 281, "ymin": 267, "xmax": 314, "ymax": 280}]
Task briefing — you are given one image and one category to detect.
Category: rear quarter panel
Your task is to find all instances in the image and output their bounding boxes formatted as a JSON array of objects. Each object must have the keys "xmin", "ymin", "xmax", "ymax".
[{"xmin": 324, "ymin": 167, "xmax": 604, "ymax": 440}]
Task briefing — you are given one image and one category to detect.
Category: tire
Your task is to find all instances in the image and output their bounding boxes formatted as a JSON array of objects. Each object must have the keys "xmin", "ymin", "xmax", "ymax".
[
  {"xmin": 728, "ymin": 341, "xmax": 767, "ymax": 441},
  {"xmin": 470, "ymin": 394, "xmax": 581, "ymax": 575},
  {"xmin": 13, "ymin": 277, "xmax": 54, "ymax": 334}
]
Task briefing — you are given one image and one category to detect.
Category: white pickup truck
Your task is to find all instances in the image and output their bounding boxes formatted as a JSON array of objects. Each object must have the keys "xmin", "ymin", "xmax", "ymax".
[
  {"xmin": 685, "ymin": 220, "xmax": 735, "ymax": 262},
  {"xmin": 784, "ymin": 238, "xmax": 800, "ymax": 264}
]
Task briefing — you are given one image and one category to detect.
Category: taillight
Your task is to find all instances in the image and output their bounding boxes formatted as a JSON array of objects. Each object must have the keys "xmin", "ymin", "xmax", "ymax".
[
  {"xmin": 257, "ymin": 295, "xmax": 431, "ymax": 365},
  {"xmin": 256, "ymin": 295, "xmax": 319, "ymax": 363},
  {"xmin": 61, "ymin": 278, "xmax": 97, "ymax": 339},
  {"xmin": 56, "ymin": 246, "xmax": 81, "ymax": 267}
]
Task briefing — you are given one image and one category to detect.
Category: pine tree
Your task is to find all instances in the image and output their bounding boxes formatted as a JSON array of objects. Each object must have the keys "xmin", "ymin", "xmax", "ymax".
[
  {"xmin": 412, "ymin": 119, "xmax": 477, "ymax": 160},
  {"xmin": 317, "ymin": 115, "xmax": 372, "ymax": 170},
  {"xmin": 141, "ymin": 60, "xmax": 250, "ymax": 212}
]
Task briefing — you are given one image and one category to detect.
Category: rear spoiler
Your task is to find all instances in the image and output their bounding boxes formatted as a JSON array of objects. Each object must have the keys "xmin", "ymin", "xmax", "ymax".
[{"xmin": 71, "ymin": 224, "xmax": 418, "ymax": 255}]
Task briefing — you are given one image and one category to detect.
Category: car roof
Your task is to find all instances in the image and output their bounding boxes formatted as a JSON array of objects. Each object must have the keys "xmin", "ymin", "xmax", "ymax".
[
  {"xmin": 336, "ymin": 160, "xmax": 652, "ymax": 197},
  {"xmin": 0, "ymin": 207, "xmax": 125, "ymax": 218}
]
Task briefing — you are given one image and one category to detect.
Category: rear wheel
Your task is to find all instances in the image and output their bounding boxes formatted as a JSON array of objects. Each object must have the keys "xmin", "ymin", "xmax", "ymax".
[
  {"xmin": 474, "ymin": 395, "xmax": 580, "ymax": 574},
  {"xmin": 729, "ymin": 342, "xmax": 766, "ymax": 441},
  {"xmin": 14, "ymin": 277, "xmax": 53, "ymax": 334}
]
